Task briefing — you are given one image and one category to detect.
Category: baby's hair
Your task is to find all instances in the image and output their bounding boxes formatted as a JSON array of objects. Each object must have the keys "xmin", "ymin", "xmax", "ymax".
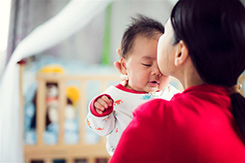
[{"xmin": 120, "ymin": 14, "xmax": 164, "ymax": 58}]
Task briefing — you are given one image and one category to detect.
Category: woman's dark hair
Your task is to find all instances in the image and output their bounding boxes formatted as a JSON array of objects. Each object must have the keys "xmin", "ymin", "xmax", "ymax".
[
  {"xmin": 170, "ymin": 0, "xmax": 245, "ymax": 142},
  {"xmin": 120, "ymin": 14, "xmax": 164, "ymax": 58}
]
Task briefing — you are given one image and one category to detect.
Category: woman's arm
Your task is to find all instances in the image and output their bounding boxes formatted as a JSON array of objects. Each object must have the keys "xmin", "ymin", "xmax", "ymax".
[{"xmin": 109, "ymin": 99, "xmax": 166, "ymax": 163}]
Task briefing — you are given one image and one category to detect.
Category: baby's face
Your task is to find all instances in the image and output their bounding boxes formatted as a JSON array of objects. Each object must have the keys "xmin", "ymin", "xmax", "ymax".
[{"xmin": 123, "ymin": 36, "xmax": 170, "ymax": 92}]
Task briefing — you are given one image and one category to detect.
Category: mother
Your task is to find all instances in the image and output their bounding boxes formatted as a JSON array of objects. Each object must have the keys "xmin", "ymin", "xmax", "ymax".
[{"xmin": 110, "ymin": 0, "xmax": 245, "ymax": 162}]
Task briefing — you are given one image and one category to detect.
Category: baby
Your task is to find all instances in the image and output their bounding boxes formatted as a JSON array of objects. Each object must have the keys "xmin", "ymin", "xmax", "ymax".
[{"xmin": 86, "ymin": 14, "xmax": 179, "ymax": 155}]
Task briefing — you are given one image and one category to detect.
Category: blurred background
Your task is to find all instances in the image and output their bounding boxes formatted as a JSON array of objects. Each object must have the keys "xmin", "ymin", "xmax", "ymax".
[
  {"xmin": 1, "ymin": 0, "xmax": 244, "ymax": 163},
  {"xmin": 1, "ymin": 1, "xmax": 181, "ymax": 163},
  {"xmin": 1, "ymin": 0, "xmax": 176, "ymax": 69}
]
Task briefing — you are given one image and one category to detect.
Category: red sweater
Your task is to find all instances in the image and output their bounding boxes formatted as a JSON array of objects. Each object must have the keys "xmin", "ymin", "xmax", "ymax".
[{"xmin": 110, "ymin": 84, "xmax": 245, "ymax": 163}]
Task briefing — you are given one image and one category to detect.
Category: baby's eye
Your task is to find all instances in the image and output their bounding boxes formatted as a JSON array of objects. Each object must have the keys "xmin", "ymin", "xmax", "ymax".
[{"xmin": 142, "ymin": 63, "xmax": 151, "ymax": 67}]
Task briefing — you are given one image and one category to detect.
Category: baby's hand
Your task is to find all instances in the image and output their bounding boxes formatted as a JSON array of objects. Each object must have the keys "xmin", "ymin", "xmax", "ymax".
[{"xmin": 94, "ymin": 95, "xmax": 113, "ymax": 114}]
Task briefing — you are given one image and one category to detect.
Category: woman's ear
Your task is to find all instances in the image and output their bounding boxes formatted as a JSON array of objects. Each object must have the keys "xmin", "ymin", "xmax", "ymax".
[{"xmin": 174, "ymin": 40, "xmax": 189, "ymax": 66}]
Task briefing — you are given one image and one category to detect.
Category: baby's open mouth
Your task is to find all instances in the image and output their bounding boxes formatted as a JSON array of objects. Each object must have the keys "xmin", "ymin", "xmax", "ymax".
[{"xmin": 149, "ymin": 80, "xmax": 160, "ymax": 86}]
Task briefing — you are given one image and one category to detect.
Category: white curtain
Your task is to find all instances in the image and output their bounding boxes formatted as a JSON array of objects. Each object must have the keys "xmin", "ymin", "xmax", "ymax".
[
  {"xmin": 0, "ymin": 0, "xmax": 113, "ymax": 161},
  {"xmin": 0, "ymin": 0, "xmax": 179, "ymax": 161}
]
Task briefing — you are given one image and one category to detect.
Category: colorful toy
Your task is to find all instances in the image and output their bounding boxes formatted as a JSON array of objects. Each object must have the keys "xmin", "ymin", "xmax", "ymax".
[{"xmin": 30, "ymin": 65, "xmax": 80, "ymax": 128}]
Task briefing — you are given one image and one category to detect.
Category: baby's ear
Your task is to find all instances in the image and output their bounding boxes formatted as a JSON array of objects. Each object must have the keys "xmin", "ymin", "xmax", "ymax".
[
  {"xmin": 119, "ymin": 57, "xmax": 127, "ymax": 75},
  {"xmin": 114, "ymin": 57, "xmax": 127, "ymax": 75},
  {"xmin": 114, "ymin": 60, "xmax": 122, "ymax": 74},
  {"xmin": 115, "ymin": 49, "xmax": 127, "ymax": 75},
  {"xmin": 116, "ymin": 49, "xmax": 121, "ymax": 57},
  {"xmin": 114, "ymin": 49, "xmax": 123, "ymax": 73}
]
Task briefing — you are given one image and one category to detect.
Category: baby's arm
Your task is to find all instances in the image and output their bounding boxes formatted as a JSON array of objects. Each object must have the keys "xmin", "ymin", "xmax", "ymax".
[{"xmin": 86, "ymin": 94, "xmax": 116, "ymax": 136}]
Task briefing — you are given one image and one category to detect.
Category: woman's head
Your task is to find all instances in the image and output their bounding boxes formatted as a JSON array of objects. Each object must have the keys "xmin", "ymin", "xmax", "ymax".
[
  {"xmin": 158, "ymin": 0, "xmax": 245, "ymax": 143},
  {"xmin": 168, "ymin": 0, "xmax": 245, "ymax": 87}
]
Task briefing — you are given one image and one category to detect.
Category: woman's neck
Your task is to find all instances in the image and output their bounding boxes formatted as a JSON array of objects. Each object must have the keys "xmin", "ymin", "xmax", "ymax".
[
  {"xmin": 178, "ymin": 60, "xmax": 204, "ymax": 90},
  {"xmin": 182, "ymin": 72, "xmax": 204, "ymax": 89}
]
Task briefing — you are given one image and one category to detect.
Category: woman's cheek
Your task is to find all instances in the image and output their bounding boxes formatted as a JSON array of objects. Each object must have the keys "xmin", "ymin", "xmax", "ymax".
[{"xmin": 159, "ymin": 76, "xmax": 170, "ymax": 90}]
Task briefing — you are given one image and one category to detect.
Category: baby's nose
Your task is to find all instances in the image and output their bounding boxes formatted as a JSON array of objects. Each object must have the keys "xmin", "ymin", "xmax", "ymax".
[{"xmin": 152, "ymin": 67, "xmax": 162, "ymax": 77}]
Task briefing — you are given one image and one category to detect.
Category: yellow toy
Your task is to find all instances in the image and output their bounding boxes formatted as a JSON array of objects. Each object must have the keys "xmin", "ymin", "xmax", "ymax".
[
  {"xmin": 65, "ymin": 86, "xmax": 80, "ymax": 120},
  {"xmin": 39, "ymin": 65, "xmax": 64, "ymax": 74}
]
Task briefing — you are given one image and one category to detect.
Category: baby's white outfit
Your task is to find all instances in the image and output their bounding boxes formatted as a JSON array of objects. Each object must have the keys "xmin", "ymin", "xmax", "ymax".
[{"xmin": 86, "ymin": 84, "xmax": 179, "ymax": 155}]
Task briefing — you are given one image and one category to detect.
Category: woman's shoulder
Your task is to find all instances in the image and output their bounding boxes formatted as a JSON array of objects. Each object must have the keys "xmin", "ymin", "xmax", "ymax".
[
  {"xmin": 133, "ymin": 98, "xmax": 172, "ymax": 119},
  {"xmin": 132, "ymin": 88, "xmax": 200, "ymax": 120},
  {"xmin": 133, "ymin": 84, "xmax": 231, "ymax": 123}
]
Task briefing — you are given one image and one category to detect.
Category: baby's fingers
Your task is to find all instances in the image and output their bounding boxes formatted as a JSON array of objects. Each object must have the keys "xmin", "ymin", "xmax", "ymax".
[
  {"xmin": 94, "ymin": 95, "xmax": 113, "ymax": 114},
  {"xmin": 94, "ymin": 102, "xmax": 106, "ymax": 114},
  {"xmin": 95, "ymin": 108, "xmax": 104, "ymax": 114},
  {"xmin": 96, "ymin": 97, "xmax": 109, "ymax": 108},
  {"xmin": 101, "ymin": 95, "xmax": 113, "ymax": 107}
]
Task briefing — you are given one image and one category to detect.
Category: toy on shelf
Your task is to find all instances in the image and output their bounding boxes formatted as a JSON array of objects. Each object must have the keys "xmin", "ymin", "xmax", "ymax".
[
  {"xmin": 30, "ymin": 65, "xmax": 80, "ymax": 129},
  {"xmin": 65, "ymin": 86, "xmax": 79, "ymax": 121},
  {"xmin": 46, "ymin": 83, "xmax": 59, "ymax": 123}
]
